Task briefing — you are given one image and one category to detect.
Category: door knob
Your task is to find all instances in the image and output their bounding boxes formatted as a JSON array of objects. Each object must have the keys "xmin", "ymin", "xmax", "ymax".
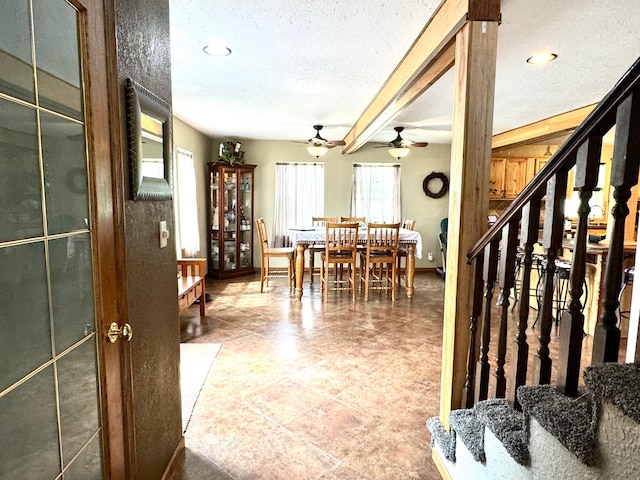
[{"xmin": 107, "ymin": 322, "xmax": 133, "ymax": 343}]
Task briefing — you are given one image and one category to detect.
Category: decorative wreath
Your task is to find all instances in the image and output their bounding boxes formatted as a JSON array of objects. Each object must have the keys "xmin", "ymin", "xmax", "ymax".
[{"xmin": 422, "ymin": 171, "xmax": 449, "ymax": 199}]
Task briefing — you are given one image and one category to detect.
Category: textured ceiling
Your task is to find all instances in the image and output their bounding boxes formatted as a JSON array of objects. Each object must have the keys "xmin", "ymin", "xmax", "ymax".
[{"xmin": 169, "ymin": 0, "xmax": 640, "ymax": 147}]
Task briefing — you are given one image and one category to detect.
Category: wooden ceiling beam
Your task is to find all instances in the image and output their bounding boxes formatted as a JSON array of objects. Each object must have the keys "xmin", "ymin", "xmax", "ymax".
[
  {"xmin": 491, "ymin": 104, "xmax": 597, "ymax": 150},
  {"xmin": 342, "ymin": 0, "xmax": 500, "ymax": 154}
]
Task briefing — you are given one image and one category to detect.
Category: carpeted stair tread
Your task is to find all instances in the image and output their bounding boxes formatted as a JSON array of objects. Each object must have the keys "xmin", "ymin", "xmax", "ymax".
[
  {"xmin": 426, "ymin": 417, "xmax": 456, "ymax": 461},
  {"xmin": 518, "ymin": 385, "xmax": 596, "ymax": 465},
  {"xmin": 474, "ymin": 399, "xmax": 530, "ymax": 466},
  {"xmin": 449, "ymin": 408, "xmax": 486, "ymax": 463},
  {"xmin": 584, "ymin": 363, "xmax": 640, "ymax": 424}
]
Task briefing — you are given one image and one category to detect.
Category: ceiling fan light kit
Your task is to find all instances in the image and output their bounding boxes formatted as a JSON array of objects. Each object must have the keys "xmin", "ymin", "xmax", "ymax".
[
  {"xmin": 383, "ymin": 126, "xmax": 428, "ymax": 159},
  {"xmin": 307, "ymin": 145, "xmax": 329, "ymax": 158},
  {"xmin": 388, "ymin": 147, "xmax": 411, "ymax": 159},
  {"xmin": 304, "ymin": 125, "xmax": 345, "ymax": 158}
]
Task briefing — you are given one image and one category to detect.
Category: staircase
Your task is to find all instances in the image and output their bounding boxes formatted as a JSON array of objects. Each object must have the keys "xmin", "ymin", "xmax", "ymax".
[
  {"xmin": 430, "ymin": 55, "xmax": 640, "ymax": 479},
  {"xmin": 429, "ymin": 363, "xmax": 640, "ymax": 479}
]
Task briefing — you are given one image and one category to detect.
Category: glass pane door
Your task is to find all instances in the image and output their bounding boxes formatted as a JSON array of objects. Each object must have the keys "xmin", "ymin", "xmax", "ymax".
[{"xmin": 0, "ymin": 1, "xmax": 103, "ymax": 478}]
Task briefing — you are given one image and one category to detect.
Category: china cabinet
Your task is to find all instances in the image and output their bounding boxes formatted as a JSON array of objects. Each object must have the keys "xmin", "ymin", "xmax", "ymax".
[{"xmin": 207, "ymin": 161, "xmax": 256, "ymax": 279}]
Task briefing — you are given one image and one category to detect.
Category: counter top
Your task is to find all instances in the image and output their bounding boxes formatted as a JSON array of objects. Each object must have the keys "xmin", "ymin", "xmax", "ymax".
[{"xmin": 562, "ymin": 239, "xmax": 636, "ymax": 255}]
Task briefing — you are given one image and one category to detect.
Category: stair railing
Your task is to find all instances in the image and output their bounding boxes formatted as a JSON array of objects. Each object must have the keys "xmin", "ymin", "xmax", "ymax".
[{"xmin": 462, "ymin": 56, "xmax": 640, "ymax": 409}]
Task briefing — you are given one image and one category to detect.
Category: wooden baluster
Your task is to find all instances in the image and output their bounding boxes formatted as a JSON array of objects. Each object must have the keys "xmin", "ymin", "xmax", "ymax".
[
  {"xmin": 462, "ymin": 253, "xmax": 484, "ymax": 408},
  {"xmin": 508, "ymin": 197, "xmax": 541, "ymax": 407},
  {"xmin": 533, "ymin": 171, "xmax": 568, "ymax": 385},
  {"xmin": 494, "ymin": 214, "xmax": 521, "ymax": 399},
  {"xmin": 593, "ymin": 92, "xmax": 640, "ymax": 364},
  {"xmin": 475, "ymin": 238, "xmax": 499, "ymax": 403},
  {"xmin": 557, "ymin": 139, "xmax": 600, "ymax": 394}
]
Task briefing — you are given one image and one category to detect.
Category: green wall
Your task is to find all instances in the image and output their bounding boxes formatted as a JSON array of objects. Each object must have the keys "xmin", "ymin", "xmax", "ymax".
[{"xmin": 211, "ymin": 139, "xmax": 452, "ymax": 269}]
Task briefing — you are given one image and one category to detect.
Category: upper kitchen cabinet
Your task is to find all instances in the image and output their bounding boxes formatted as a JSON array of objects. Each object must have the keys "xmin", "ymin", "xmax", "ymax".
[{"xmin": 489, "ymin": 157, "xmax": 529, "ymax": 199}]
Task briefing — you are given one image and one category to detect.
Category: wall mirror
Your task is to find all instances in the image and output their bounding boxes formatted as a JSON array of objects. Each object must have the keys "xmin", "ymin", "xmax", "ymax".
[{"xmin": 126, "ymin": 78, "xmax": 173, "ymax": 200}]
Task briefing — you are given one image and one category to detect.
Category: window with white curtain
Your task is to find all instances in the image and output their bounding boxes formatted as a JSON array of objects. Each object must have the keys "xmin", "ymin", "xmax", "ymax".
[
  {"xmin": 175, "ymin": 148, "xmax": 200, "ymax": 257},
  {"xmin": 351, "ymin": 163, "xmax": 401, "ymax": 223},
  {"xmin": 273, "ymin": 162, "xmax": 324, "ymax": 246}
]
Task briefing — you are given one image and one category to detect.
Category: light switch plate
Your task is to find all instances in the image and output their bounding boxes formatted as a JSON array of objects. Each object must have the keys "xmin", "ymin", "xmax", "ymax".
[{"xmin": 159, "ymin": 221, "xmax": 169, "ymax": 248}]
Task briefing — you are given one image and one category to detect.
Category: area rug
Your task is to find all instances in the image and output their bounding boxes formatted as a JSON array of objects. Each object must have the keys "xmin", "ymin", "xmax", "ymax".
[{"xmin": 180, "ymin": 342, "xmax": 221, "ymax": 432}]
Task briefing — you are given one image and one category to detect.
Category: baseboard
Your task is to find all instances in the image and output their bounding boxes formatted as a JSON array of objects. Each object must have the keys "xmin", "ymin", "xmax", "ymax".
[
  {"xmin": 432, "ymin": 446, "xmax": 453, "ymax": 480},
  {"xmin": 161, "ymin": 435, "xmax": 185, "ymax": 480}
]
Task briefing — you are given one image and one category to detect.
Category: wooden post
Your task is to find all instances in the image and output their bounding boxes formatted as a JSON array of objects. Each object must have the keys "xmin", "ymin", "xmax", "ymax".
[
  {"xmin": 462, "ymin": 254, "xmax": 485, "ymax": 408},
  {"xmin": 494, "ymin": 214, "xmax": 520, "ymax": 399},
  {"xmin": 475, "ymin": 240, "xmax": 499, "ymax": 404},
  {"xmin": 508, "ymin": 198, "xmax": 541, "ymax": 408},
  {"xmin": 441, "ymin": 18, "xmax": 499, "ymax": 424},
  {"xmin": 593, "ymin": 91, "xmax": 640, "ymax": 364},
  {"xmin": 557, "ymin": 138, "xmax": 600, "ymax": 395},
  {"xmin": 533, "ymin": 171, "xmax": 568, "ymax": 385}
]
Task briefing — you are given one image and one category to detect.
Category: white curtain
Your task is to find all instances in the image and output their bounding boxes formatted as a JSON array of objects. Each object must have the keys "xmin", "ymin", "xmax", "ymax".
[
  {"xmin": 351, "ymin": 163, "xmax": 401, "ymax": 222},
  {"xmin": 175, "ymin": 148, "xmax": 200, "ymax": 257},
  {"xmin": 273, "ymin": 162, "xmax": 324, "ymax": 246}
]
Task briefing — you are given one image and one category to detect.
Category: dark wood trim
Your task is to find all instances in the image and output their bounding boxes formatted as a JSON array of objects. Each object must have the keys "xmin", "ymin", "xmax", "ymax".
[
  {"xmin": 462, "ymin": 255, "xmax": 484, "ymax": 408},
  {"xmin": 77, "ymin": 0, "xmax": 131, "ymax": 476},
  {"xmin": 468, "ymin": 0, "xmax": 501, "ymax": 21},
  {"xmin": 160, "ymin": 436, "xmax": 185, "ymax": 480},
  {"xmin": 593, "ymin": 91, "xmax": 640, "ymax": 364},
  {"xmin": 494, "ymin": 214, "xmax": 520, "ymax": 398},
  {"xmin": 475, "ymin": 239, "xmax": 499, "ymax": 403},
  {"xmin": 508, "ymin": 197, "xmax": 541, "ymax": 407}
]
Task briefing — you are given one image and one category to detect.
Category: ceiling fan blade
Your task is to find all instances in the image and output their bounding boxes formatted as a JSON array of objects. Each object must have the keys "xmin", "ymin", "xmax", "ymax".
[
  {"xmin": 411, "ymin": 142, "xmax": 429, "ymax": 148},
  {"xmin": 326, "ymin": 140, "xmax": 346, "ymax": 147}
]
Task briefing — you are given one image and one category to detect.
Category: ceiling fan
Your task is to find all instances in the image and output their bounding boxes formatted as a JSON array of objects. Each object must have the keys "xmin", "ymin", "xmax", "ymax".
[
  {"xmin": 376, "ymin": 126, "xmax": 429, "ymax": 159},
  {"xmin": 303, "ymin": 125, "xmax": 345, "ymax": 158}
]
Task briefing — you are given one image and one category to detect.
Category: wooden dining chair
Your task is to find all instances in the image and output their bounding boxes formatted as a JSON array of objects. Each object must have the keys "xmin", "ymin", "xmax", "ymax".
[
  {"xmin": 359, "ymin": 223, "xmax": 400, "ymax": 301},
  {"xmin": 256, "ymin": 218, "xmax": 295, "ymax": 293},
  {"xmin": 397, "ymin": 218, "xmax": 416, "ymax": 285},
  {"xmin": 340, "ymin": 216, "xmax": 365, "ymax": 224},
  {"xmin": 308, "ymin": 216, "xmax": 337, "ymax": 285},
  {"xmin": 320, "ymin": 222, "xmax": 359, "ymax": 301}
]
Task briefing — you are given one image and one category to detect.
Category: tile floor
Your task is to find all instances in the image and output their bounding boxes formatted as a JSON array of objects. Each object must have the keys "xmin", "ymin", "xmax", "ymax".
[
  {"xmin": 169, "ymin": 270, "xmax": 603, "ymax": 479},
  {"xmin": 171, "ymin": 272, "xmax": 445, "ymax": 480}
]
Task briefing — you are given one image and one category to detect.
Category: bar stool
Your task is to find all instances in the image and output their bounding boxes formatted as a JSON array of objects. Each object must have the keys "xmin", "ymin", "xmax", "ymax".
[
  {"xmin": 553, "ymin": 259, "xmax": 572, "ymax": 326},
  {"xmin": 510, "ymin": 248, "xmax": 544, "ymax": 305},
  {"xmin": 532, "ymin": 256, "xmax": 588, "ymax": 328},
  {"xmin": 617, "ymin": 266, "xmax": 634, "ymax": 327}
]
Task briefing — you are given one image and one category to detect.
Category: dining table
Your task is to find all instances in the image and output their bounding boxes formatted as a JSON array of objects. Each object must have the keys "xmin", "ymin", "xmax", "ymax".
[{"xmin": 288, "ymin": 226, "xmax": 423, "ymax": 300}]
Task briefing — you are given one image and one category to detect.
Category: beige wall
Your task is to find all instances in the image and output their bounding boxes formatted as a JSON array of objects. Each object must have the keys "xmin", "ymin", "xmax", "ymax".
[
  {"xmin": 173, "ymin": 117, "xmax": 213, "ymax": 259},
  {"xmin": 218, "ymin": 139, "xmax": 452, "ymax": 269}
]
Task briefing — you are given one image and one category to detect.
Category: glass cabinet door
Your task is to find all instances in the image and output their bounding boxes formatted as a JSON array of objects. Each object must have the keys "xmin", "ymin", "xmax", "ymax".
[
  {"xmin": 222, "ymin": 169, "xmax": 237, "ymax": 271},
  {"xmin": 209, "ymin": 168, "xmax": 220, "ymax": 270},
  {"xmin": 238, "ymin": 170, "xmax": 253, "ymax": 268}
]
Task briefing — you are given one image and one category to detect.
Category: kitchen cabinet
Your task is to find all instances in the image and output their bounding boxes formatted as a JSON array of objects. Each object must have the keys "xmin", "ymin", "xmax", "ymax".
[
  {"xmin": 207, "ymin": 161, "xmax": 257, "ymax": 279},
  {"xmin": 490, "ymin": 157, "xmax": 529, "ymax": 199}
]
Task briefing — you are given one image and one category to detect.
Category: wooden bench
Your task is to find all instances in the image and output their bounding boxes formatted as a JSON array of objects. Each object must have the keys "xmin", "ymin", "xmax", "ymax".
[{"xmin": 177, "ymin": 258, "xmax": 206, "ymax": 316}]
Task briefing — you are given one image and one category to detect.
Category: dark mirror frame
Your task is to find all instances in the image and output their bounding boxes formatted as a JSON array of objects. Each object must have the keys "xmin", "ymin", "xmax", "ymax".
[{"xmin": 126, "ymin": 78, "xmax": 173, "ymax": 200}]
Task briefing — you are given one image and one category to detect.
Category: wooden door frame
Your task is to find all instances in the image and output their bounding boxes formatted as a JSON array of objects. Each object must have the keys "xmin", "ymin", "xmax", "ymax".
[{"xmin": 78, "ymin": 0, "xmax": 133, "ymax": 477}]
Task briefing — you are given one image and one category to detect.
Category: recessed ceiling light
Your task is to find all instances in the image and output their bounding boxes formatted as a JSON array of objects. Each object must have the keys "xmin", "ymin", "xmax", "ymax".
[
  {"xmin": 203, "ymin": 40, "xmax": 232, "ymax": 57},
  {"xmin": 526, "ymin": 52, "xmax": 558, "ymax": 64}
]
